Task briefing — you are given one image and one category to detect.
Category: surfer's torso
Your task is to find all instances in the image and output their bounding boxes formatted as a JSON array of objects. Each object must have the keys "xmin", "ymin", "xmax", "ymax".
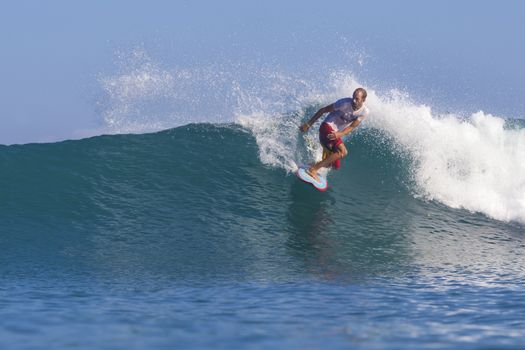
[{"xmin": 323, "ymin": 98, "xmax": 369, "ymax": 131}]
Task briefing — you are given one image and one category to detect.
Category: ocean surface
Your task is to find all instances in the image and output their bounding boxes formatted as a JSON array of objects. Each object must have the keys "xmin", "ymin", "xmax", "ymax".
[{"xmin": 2, "ymin": 95, "xmax": 525, "ymax": 349}]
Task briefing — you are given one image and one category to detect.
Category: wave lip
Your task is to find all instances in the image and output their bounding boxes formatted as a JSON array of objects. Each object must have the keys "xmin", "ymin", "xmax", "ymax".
[{"xmin": 366, "ymin": 90, "xmax": 525, "ymax": 223}]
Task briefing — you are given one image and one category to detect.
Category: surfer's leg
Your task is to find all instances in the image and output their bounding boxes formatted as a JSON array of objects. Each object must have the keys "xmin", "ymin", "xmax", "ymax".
[
  {"xmin": 322, "ymin": 146, "xmax": 342, "ymax": 170},
  {"xmin": 308, "ymin": 143, "xmax": 347, "ymax": 180},
  {"xmin": 333, "ymin": 143, "xmax": 347, "ymax": 169}
]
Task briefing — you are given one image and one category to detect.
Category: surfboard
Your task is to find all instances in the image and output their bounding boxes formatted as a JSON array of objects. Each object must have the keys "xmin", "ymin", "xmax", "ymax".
[{"xmin": 296, "ymin": 166, "xmax": 328, "ymax": 192}]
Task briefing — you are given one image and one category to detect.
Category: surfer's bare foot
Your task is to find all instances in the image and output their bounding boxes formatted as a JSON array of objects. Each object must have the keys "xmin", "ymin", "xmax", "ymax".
[{"xmin": 306, "ymin": 168, "xmax": 320, "ymax": 182}]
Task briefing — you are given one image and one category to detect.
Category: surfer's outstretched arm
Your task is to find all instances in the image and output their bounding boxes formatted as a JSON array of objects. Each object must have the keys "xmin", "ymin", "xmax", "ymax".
[{"xmin": 299, "ymin": 104, "xmax": 335, "ymax": 132}]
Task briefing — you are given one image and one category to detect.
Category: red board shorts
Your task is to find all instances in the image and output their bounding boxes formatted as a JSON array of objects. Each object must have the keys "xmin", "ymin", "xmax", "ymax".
[{"xmin": 319, "ymin": 122, "xmax": 342, "ymax": 170}]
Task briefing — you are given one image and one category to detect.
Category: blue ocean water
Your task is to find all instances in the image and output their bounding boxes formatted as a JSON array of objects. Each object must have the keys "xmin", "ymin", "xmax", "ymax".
[{"xmin": 2, "ymin": 117, "xmax": 525, "ymax": 348}]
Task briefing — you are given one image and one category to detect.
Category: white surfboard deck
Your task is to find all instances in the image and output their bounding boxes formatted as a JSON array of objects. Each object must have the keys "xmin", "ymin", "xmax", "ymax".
[{"xmin": 296, "ymin": 166, "xmax": 328, "ymax": 191}]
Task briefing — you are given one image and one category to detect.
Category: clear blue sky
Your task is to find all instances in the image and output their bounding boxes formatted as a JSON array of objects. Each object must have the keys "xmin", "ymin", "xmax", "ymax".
[{"xmin": 1, "ymin": 0, "xmax": 524, "ymax": 144}]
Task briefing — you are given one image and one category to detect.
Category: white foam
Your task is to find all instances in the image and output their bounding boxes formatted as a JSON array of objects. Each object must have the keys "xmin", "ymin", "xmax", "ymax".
[
  {"xmin": 361, "ymin": 84, "xmax": 525, "ymax": 224},
  {"xmin": 237, "ymin": 112, "xmax": 301, "ymax": 172},
  {"xmin": 234, "ymin": 74, "xmax": 330, "ymax": 175}
]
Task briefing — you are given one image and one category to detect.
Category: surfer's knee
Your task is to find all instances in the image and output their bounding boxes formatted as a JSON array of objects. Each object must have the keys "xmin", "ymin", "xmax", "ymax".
[{"xmin": 335, "ymin": 144, "xmax": 347, "ymax": 159}]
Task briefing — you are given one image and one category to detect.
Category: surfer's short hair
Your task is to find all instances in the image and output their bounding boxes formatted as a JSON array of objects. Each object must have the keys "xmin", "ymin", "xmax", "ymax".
[{"xmin": 354, "ymin": 88, "xmax": 367, "ymax": 100}]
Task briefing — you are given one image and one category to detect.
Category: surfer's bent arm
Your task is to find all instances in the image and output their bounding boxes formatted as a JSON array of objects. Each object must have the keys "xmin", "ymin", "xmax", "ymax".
[
  {"xmin": 331, "ymin": 119, "xmax": 362, "ymax": 139},
  {"xmin": 300, "ymin": 104, "xmax": 334, "ymax": 132}
]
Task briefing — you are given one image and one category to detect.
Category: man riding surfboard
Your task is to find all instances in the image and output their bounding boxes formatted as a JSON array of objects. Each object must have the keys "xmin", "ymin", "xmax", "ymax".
[{"xmin": 299, "ymin": 88, "xmax": 369, "ymax": 181}]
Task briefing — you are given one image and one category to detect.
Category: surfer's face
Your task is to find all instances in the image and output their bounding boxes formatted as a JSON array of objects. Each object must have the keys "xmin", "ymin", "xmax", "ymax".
[{"xmin": 352, "ymin": 91, "xmax": 365, "ymax": 110}]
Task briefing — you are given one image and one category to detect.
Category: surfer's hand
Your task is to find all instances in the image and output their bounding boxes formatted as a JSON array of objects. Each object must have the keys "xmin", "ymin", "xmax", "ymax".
[
  {"xmin": 327, "ymin": 132, "xmax": 338, "ymax": 140},
  {"xmin": 299, "ymin": 123, "xmax": 310, "ymax": 132}
]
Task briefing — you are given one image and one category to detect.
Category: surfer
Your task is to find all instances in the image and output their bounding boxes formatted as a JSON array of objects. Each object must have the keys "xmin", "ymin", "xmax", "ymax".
[{"xmin": 299, "ymin": 88, "xmax": 369, "ymax": 181}]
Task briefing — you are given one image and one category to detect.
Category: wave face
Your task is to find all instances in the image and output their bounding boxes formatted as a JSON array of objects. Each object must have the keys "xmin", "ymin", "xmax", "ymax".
[{"xmin": 1, "ymin": 121, "xmax": 524, "ymax": 279}]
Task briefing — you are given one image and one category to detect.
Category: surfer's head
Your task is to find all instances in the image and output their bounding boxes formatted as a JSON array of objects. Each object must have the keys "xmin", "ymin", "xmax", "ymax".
[{"xmin": 352, "ymin": 88, "xmax": 367, "ymax": 110}]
